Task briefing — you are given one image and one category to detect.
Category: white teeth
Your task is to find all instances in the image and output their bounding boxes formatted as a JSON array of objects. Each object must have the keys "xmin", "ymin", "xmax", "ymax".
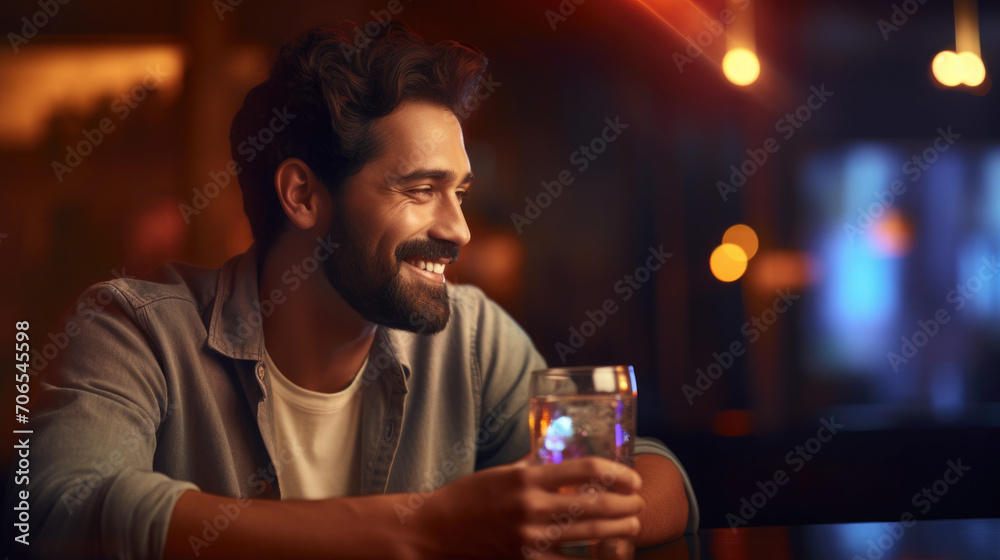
[{"xmin": 409, "ymin": 259, "xmax": 445, "ymax": 274}]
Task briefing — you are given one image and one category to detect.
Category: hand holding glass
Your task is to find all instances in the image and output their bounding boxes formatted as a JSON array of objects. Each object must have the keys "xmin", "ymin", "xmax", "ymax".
[{"xmin": 529, "ymin": 366, "xmax": 638, "ymax": 559}]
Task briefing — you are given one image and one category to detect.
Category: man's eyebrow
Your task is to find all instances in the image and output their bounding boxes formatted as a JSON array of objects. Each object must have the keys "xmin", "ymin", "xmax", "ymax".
[{"xmin": 391, "ymin": 169, "xmax": 475, "ymax": 186}]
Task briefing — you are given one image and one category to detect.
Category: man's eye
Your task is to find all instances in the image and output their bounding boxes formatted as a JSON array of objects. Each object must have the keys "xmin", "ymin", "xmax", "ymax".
[
  {"xmin": 409, "ymin": 187, "xmax": 433, "ymax": 198},
  {"xmin": 456, "ymin": 190, "xmax": 468, "ymax": 205}
]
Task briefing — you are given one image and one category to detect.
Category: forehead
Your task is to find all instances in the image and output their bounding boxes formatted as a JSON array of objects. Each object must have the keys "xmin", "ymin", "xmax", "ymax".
[{"xmin": 372, "ymin": 101, "xmax": 469, "ymax": 170}]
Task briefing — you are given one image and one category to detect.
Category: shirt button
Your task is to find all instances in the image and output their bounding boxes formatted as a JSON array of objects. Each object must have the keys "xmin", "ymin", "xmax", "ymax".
[{"xmin": 256, "ymin": 363, "xmax": 264, "ymax": 379}]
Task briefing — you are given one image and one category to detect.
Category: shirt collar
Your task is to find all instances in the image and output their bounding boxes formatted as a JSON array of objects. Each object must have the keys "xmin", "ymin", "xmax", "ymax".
[{"xmin": 207, "ymin": 245, "xmax": 266, "ymax": 361}]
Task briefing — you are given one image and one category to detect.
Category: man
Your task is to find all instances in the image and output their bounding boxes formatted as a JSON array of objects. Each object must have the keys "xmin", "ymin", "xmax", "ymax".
[{"xmin": 17, "ymin": 22, "xmax": 697, "ymax": 559}]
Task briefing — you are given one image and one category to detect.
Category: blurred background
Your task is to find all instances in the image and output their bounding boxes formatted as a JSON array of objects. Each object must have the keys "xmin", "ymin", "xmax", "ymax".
[{"xmin": 1, "ymin": 0, "xmax": 998, "ymax": 533}]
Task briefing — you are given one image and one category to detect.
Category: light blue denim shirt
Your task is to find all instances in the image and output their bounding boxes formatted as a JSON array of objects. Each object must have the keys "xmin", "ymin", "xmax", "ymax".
[{"xmin": 14, "ymin": 246, "xmax": 698, "ymax": 559}]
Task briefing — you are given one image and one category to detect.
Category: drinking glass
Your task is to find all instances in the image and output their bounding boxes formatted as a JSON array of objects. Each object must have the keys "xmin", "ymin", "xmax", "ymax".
[{"xmin": 529, "ymin": 365, "xmax": 638, "ymax": 559}]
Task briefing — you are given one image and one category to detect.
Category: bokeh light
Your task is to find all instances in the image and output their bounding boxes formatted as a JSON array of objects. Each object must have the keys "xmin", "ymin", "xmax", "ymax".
[
  {"xmin": 747, "ymin": 250, "xmax": 813, "ymax": 292},
  {"xmin": 127, "ymin": 197, "xmax": 187, "ymax": 262},
  {"xmin": 871, "ymin": 210, "xmax": 914, "ymax": 257},
  {"xmin": 710, "ymin": 243, "xmax": 749, "ymax": 282},
  {"xmin": 932, "ymin": 50, "xmax": 965, "ymax": 87},
  {"xmin": 722, "ymin": 48, "xmax": 760, "ymax": 86},
  {"xmin": 0, "ymin": 45, "xmax": 185, "ymax": 147},
  {"xmin": 958, "ymin": 51, "xmax": 986, "ymax": 86},
  {"xmin": 722, "ymin": 224, "xmax": 759, "ymax": 260},
  {"xmin": 932, "ymin": 50, "xmax": 987, "ymax": 87}
]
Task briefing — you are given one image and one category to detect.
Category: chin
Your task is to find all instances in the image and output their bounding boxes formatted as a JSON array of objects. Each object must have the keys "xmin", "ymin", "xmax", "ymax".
[
  {"xmin": 390, "ymin": 274, "xmax": 451, "ymax": 334},
  {"xmin": 362, "ymin": 287, "xmax": 451, "ymax": 335},
  {"xmin": 399, "ymin": 299, "xmax": 451, "ymax": 335}
]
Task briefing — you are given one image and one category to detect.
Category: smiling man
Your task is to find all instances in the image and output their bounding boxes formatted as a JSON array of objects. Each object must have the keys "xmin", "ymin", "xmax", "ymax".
[{"xmin": 19, "ymin": 22, "xmax": 697, "ymax": 559}]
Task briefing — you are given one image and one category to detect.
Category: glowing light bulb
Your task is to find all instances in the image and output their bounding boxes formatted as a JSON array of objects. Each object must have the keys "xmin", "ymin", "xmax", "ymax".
[
  {"xmin": 722, "ymin": 48, "xmax": 760, "ymax": 86},
  {"xmin": 722, "ymin": 224, "xmax": 759, "ymax": 260},
  {"xmin": 958, "ymin": 51, "xmax": 986, "ymax": 86},
  {"xmin": 932, "ymin": 50, "xmax": 965, "ymax": 87},
  {"xmin": 710, "ymin": 243, "xmax": 748, "ymax": 282}
]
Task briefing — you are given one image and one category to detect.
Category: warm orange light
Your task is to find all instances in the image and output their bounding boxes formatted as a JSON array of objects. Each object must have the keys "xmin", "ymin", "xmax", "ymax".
[
  {"xmin": 722, "ymin": 48, "xmax": 760, "ymax": 86},
  {"xmin": 871, "ymin": 210, "xmax": 914, "ymax": 257},
  {"xmin": 958, "ymin": 51, "xmax": 986, "ymax": 86},
  {"xmin": 618, "ymin": 376, "xmax": 629, "ymax": 392},
  {"xmin": 0, "ymin": 45, "xmax": 185, "ymax": 147},
  {"xmin": 932, "ymin": 50, "xmax": 987, "ymax": 87},
  {"xmin": 710, "ymin": 243, "xmax": 748, "ymax": 282},
  {"xmin": 722, "ymin": 224, "xmax": 759, "ymax": 260},
  {"xmin": 747, "ymin": 250, "xmax": 813, "ymax": 292},
  {"xmin": 953, "ymin": 0, "xmax": 984, "ymax": 86},
  {"xmin": 932, "ymin": 51, "xmax": 965, "ymax": 87},
  {"xmin": 127, "ymin": 197, "xmax": 187, "ymax": 260}
]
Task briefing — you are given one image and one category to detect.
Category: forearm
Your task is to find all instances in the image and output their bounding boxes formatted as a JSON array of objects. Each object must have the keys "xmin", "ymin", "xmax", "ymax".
[
  {"xmin": 164, "ymin": 490, "xmax": 421, "ymax": 560},
  {"xmin": 632, "ymin": 453, "xmax": 689, "ymax": 548}
]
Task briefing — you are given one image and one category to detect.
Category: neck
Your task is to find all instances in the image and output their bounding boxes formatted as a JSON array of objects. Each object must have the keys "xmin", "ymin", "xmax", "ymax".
[{"xmin": 258, "ymin": 236, "xmax": 376, "ymax": 393}]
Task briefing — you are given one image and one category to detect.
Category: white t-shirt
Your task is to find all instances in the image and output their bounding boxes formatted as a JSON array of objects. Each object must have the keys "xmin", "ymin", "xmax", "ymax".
[{"xmin": 264, "ymin": 349, "xmax": 366, "ymax": 499}]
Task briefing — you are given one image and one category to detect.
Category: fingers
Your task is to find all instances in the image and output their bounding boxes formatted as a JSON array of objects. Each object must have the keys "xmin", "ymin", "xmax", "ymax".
[
  {"xmin": 553, "ymin": 516, "xmax": 641, "ymax": 543},
  {"xmin": 543, "ymin": 490, "xmax": 644, "ymax": 521},
  {"xmin": 519, "ymin": 516, "xmax": 641, "ymax": 556},
  {"xmin": 502, "ymin": 457, "xmax": 643, "ymax": 558},
  {"xmin": 531, "ymin": 456, "xmax": 642, "ymax": 495}
]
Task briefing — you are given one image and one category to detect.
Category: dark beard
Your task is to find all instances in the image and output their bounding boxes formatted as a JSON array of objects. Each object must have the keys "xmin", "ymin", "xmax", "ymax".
[{"xmin": 322, "ymin": 214, "xmax": 460, "ymax": 335}]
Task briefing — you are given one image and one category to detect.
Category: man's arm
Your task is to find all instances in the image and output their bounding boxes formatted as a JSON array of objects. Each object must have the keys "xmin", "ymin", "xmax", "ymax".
[
  {"xmin": 163, "ymin": 491, "xmax": 414, "ymax": 559},
  {"xmin": 633, "ymin": 454, "xmax": 690, "ymax": 548},
  {"xmin": 165, "ymin": 457, "xmax": 645, "ymax": 560}
]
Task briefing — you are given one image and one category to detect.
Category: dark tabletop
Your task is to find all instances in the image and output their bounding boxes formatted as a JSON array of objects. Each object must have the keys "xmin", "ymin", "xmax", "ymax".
[{"xmin": 637, "ymin": 518, "xmax": 1000, "ymax": 560}]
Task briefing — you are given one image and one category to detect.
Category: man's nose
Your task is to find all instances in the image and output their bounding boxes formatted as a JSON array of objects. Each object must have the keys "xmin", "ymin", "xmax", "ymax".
[{"xmin": 428, "ymin": 196, "xmax": 471, "ymax": 248}]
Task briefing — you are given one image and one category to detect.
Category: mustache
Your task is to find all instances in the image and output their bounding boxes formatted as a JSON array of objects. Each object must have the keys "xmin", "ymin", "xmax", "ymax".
[{"xmin": 395, "ymin": 239, "xmax": 460, "ymax": 264}]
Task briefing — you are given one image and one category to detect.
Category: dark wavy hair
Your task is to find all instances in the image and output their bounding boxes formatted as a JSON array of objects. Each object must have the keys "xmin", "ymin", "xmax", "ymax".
[{"xmin": 229, "ymin": 21, "xmax": 488, "ymax": 251}]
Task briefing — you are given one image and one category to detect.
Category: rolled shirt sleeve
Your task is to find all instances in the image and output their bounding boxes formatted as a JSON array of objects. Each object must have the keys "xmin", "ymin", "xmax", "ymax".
[{"xmin": 634, "ymin": 436, "xmax": 700, "ymax": 534}]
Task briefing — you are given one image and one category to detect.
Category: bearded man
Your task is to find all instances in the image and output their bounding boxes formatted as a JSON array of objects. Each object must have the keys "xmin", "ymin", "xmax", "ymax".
[{"xmin": 18, "ymin": 22, "xmax": 697, "ymax": 560}]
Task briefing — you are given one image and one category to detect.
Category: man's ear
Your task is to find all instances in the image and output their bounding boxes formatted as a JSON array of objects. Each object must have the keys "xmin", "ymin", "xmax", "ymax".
[{"xmin": 274, "ymin": 158, "xmax": 326, "ymax": 231}]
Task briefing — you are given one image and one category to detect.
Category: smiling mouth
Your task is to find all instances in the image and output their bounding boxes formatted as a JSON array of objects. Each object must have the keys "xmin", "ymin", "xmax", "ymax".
[{"xmin": 402, "ymin": 257, "xmax": 450, "ymax": 282}]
